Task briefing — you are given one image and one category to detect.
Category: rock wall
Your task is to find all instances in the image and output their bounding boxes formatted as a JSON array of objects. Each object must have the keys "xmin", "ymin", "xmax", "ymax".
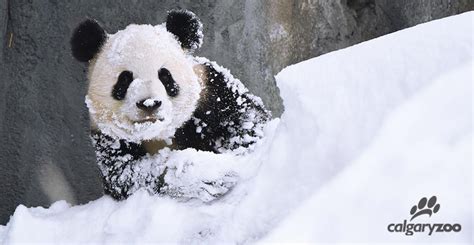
[{"xmin": 0, "ymin": 0, "xmax": 471, "ymax": 224}]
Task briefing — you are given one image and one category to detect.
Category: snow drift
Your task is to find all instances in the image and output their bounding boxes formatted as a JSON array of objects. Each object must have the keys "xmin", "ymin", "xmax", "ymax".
[{"xmin": 0, "ymin": 12, "xmax": 472, "ymax": 244}]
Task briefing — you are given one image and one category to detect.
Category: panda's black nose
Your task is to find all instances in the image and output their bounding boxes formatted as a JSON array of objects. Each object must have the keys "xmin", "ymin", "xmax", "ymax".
[{"xmin": 136, "ymin": 99, "xmax": 162, "ymax": 113}]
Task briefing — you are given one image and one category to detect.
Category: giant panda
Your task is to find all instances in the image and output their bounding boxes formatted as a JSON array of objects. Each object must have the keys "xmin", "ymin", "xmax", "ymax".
[{"xmin": 70, "ymin": 10, "xmax": 270, "ymax": 200}]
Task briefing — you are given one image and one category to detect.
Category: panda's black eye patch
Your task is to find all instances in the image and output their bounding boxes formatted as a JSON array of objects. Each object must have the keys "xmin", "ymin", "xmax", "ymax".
[
  {"xmin": 158, "ymin": 68, "xmax": 179, "ymax": 97},
  {"xmin": 112, "ymin": 70, "xmax": 134, "ymax": 100}
]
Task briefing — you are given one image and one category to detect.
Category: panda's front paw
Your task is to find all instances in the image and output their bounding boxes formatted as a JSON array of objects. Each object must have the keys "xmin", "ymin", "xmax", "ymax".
[
  {"xmin": 198, "ymin": 172, "xmax": 239, "ymax": 202},
  {"xmin": 161, "ymin": 169, "xmax": 239, "ymax": 202},
  {"xmin": 154, "ymin": 149, "xmax": 242, "ymax": 201}
]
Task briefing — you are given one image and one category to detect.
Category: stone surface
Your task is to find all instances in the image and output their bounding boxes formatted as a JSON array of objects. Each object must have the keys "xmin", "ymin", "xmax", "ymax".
[{"xmin": 0, "ymin": 0, "xmax": 471, "ymax": 224}]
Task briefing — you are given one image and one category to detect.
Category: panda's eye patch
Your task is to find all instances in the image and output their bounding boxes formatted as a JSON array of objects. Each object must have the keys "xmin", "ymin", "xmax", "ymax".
[
  {"xmin": 112, "ymin": 70, "xmax": 134, "ymax": 100},
  {"xmin": 158, "ymin": 68, "xmax": 179, "ymax": 97}
]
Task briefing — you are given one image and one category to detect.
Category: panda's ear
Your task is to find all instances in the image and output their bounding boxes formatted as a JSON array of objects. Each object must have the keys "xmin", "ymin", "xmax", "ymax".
[
  {"xmin": 70, "ymin": 19, "xmax": 107, "ymax": 62},
  {"xmin": 166, "ymin": 9, "xmax": 203, "ymax": 52}
]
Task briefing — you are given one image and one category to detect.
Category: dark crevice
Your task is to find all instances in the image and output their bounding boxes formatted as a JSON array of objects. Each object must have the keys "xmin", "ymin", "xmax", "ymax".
[
  {"xmin": 3, "ymin": 0, "xmax": 12, "ymax": 51},
  {"xmin": 6, "ymin": 0, "xmax": 11, "ymax": 31},
  {"xmin": 346, "ymin": 0, "xmax": 375, "ymax": 12}
]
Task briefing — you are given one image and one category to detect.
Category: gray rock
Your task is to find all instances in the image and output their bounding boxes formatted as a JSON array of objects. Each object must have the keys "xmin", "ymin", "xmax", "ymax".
[{"xmin": 0, "ymin": 0, "xmax": 471, "ymax": 224}]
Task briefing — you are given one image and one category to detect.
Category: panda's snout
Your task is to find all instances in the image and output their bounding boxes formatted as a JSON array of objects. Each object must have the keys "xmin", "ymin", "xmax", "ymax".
[{"xmin": 136, "ymin": 98, "xmax": 162, "ymax": 113}]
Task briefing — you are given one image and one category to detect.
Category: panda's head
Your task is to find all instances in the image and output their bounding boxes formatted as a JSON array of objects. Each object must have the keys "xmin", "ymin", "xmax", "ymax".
[{"xmin": 71, "ymin": 10, "xmax": 204, "ymax": 143}]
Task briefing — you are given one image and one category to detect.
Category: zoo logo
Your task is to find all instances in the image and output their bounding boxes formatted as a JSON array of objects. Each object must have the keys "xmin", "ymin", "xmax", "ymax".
[{"xmin": 387, "ymin": 196, "xmax": 462, "ymax": 236}]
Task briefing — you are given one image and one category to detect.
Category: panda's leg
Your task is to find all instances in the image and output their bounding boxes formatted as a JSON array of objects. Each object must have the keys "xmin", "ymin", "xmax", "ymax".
[
  {"xmin": 91, "ymin": 131, "xmax": 237, "ymax": 201},
  {"xmin": 91, "ymin": 131, "xmax": 147, "ymax": 200}
]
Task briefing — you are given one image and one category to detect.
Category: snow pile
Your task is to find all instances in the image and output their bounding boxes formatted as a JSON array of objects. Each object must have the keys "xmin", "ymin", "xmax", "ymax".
[
  {"xmin": 0, "ymin": 12, "xmax": 472, "ymax": 244},
  {"xmin": 265, "ymin": 61, "xmax": 472, "ymax": 243}
]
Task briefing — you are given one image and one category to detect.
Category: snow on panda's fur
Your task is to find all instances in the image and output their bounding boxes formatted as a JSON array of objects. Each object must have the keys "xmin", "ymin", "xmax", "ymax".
[{"xmin": 71, "ymin": 10, "xmax": 270, "ymax": 200}]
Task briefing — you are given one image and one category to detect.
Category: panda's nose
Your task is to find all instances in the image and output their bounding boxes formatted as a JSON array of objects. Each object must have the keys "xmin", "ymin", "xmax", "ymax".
[{"xmin": 136, "ymin": 99, "xmax": 162, "ymax": 113}]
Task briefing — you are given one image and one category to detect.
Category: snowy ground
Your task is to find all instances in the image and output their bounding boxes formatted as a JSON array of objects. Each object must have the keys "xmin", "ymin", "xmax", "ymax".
[{"xmin": 0, "ymin": 12, "xmax": 472, "ymax": 244}]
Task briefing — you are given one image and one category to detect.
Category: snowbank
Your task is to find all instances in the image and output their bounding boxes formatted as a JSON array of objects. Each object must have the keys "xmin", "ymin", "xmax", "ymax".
[
  {"xmin": 0, "ymin": 12, "xmax": 472, "ymax": 244},
  {"xmin": 265, "ymin": 61, "xmax": 472, "ymax": 243}
]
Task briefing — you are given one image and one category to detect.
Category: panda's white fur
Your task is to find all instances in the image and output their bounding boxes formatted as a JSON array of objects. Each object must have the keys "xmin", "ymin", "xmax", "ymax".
[{"xmin": 86, "ymin": 24, "xmax": 202, "ymax": 143}]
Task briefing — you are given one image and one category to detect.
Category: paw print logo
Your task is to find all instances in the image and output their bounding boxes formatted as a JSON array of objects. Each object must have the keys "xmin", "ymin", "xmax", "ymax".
[{"xmin": 409, "ymin": 196, "xmax": 440, "ymax": 221}]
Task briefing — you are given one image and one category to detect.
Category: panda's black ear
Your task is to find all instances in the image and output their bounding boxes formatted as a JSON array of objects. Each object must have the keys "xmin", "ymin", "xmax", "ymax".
[
  {"xmin": 70, "ymin": 19, "xmax": 107, "ymax": 62},
  {"xmin": 166, "ymin": 9, "xmax": 203, "ymax": 52}
]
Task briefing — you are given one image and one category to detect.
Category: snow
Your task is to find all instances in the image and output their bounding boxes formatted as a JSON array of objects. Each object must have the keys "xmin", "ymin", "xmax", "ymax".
[
  {"xmin": 264, "ymin": 61, "xmax": 472, "ymax": 243},
  {"xmin": 0, "ymin": 12, "xmax": 472, "ymax": 244},
  {"xmin": 142, "ymin": 98, "xmax": 156, "ymax": 107}
]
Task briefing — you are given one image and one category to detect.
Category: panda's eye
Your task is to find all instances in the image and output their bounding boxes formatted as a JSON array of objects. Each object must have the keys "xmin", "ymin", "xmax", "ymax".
[
  {"xmin": 158, "ymin": 68, "xmax": 179, "ymax": 97},
  {"xmin": 112, "ymin": 70, "xmax": 134, "ymax": 100}
]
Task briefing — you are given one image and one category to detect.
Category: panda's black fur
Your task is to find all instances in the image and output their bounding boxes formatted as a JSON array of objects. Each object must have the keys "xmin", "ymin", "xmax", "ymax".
[
  {"xmin": 175, "ymin": 61, "xmax": 270, "ymax": 152},
  {"xmin": 166, "ymin": 9, "xmax": 203, "ymax": 50},
  {"xmin": 91, "ymin": 131, "xmax": 149, "ymax": 200},
  {"xmin": 72, "ymin": 10, "xmax": 270, "ymax": 200},
  {"xmin": 71, "ymin": 19, "xmax": 107, "ymax": 62}
]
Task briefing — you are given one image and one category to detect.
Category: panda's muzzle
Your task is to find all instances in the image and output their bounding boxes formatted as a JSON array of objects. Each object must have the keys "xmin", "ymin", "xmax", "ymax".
[{"xmin": 136, "ymin": 98, "xmax": 162, "ymax": 113}]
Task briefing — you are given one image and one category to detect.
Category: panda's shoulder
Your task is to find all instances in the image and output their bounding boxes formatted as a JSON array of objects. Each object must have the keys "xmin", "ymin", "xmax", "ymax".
[
  {"xmin": 192, "ymin": 57, "xmax": 269, "ymax": 117},
  {"xmin": 193, "ymin": 57, "xmax": 251, "ymax": 98},
  {"xmin": 194, "ymin": 57, "xmax": 226, "ymax": 88},
  {"xmin": 177, "ymin": 57, "xmax": 270, "ymax": 150}
]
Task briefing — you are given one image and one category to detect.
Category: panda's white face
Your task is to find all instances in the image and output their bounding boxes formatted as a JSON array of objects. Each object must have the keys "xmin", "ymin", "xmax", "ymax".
[{"xmin": 86, "ymin": 24, "xmax": 202, "ymax": 143}]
